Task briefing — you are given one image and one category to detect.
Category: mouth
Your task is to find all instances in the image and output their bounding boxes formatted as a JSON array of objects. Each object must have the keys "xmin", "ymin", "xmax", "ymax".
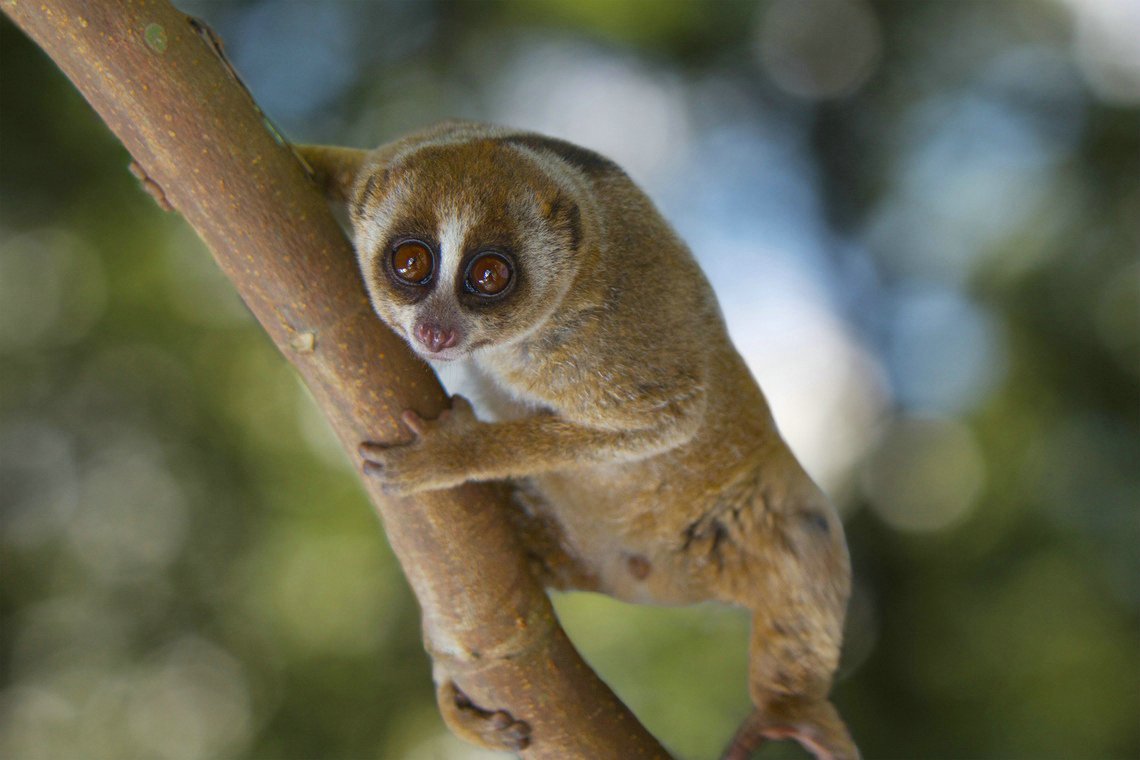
[
  {"xmin": 424, "ymin": 339, "xmax": 496, "ymax": 362},
  {"xmin": 417, "ymin": 346, "xmax": 466, "ymax": 363}
]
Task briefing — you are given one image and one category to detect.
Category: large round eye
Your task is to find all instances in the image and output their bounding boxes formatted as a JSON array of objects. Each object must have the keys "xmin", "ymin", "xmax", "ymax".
[
  {"xmin": 391, "ymin": 241, "xmax": 434, "ymax": 285},
  {"xmin": 465, "ymin": 253, "xmax": 513, "ymax": 296}
]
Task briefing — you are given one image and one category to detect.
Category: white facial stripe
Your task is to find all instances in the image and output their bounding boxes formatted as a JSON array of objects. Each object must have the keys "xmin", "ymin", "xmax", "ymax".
[
  {"xmin": 437, "ymin": 208, "xmax": 470, "ymax": 291},
  {"xmin": 353, "ymin": 178, "xmax": 406, "ymax": 272}
]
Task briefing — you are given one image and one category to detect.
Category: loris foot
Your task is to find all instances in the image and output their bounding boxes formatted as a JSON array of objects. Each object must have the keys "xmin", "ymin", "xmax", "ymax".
[
  {"xmin": 437, "ymin": 680, "xmax": 532, "ymax": 752},
  {"xmin": 723, "ymin": 699, "xmax": 859, "ymax": 760},
  {"xmin": 358, "ymin": 395, "xmax": 480, "ymax": 496}
]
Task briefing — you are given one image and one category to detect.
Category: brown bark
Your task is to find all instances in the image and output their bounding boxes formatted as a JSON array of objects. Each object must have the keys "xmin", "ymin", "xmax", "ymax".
[{"xmin": 2, "ymin": 1, "xmax": 669, "ymax": 757}]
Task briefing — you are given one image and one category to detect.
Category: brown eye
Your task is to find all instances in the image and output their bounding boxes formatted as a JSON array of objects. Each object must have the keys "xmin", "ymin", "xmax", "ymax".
[
  {"xmin": 465, "ymin": 253, "xmax": 512, "ymax": 296},
  {"xmin": 391, "ymin": 241, "xmax": 434, "ymax": 285}
]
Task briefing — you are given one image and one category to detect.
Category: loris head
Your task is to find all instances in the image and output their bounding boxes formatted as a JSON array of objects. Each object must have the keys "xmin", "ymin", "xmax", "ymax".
[{"xmin": 298, "ymin": 127, "xmax": 588, "ymax": 362}]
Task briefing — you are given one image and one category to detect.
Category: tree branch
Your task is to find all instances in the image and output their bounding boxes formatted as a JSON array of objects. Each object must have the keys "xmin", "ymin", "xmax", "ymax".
[{"xmin": 2, "ymin": 1, "xmax": 669, "ymax": 756}]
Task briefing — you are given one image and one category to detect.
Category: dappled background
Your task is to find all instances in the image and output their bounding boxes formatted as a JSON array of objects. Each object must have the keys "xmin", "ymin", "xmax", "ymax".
[{"xmin": 2, "ymin": 1, "xmax": 1137, "ymax": 758}]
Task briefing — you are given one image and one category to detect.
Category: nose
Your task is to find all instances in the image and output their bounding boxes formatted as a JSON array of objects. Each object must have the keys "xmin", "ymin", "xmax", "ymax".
[{"xmin": 414, "ymin": 322, "xmax": 459, "ymax": 353}]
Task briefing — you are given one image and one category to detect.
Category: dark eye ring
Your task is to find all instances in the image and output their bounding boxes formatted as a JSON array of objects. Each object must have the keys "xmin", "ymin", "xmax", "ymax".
[
  {"xmin": 390, "ymin": 240, "xmax": 435, "ymax": 286},
  {"xmin": 464, "ymin": 252, "xmax": 514, "ymax": 297}
]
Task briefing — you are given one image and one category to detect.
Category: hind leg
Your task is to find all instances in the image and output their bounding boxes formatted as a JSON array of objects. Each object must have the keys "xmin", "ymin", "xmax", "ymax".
[
  {"xmin": 505, "ymin": 480, "xmax": 600, "ymax": 593},
  {"xmin": 687, "ymin": 493, "xmax": 857, "ymax": 760},
  {"xmin": 725, "ymin": 575, "xmax": 859, "ymax": 760}
]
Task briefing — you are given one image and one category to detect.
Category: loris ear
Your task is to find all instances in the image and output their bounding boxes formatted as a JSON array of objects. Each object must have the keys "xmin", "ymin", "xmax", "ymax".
[
  {"xmin": 295, "ymin": 145, "xmax": 369, "ymax": 203},
  {"xmin": 539, "ymin": 191, "xmax": 583, "ymax": 252}
]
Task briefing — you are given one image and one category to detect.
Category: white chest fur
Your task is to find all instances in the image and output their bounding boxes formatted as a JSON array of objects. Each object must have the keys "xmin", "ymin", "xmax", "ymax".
[{"xmin": 430, "ymin": 356, "xmax": 535, "ymax": 422}]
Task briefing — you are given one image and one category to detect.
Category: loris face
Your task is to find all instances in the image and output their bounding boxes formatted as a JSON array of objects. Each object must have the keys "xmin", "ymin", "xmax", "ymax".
[{"xmin": 347, "ymin": 140, "xmax": 583, "ymax": 362}]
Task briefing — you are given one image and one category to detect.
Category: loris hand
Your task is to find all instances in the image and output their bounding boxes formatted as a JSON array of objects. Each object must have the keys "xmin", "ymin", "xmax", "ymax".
[{"xmin": 359, "ymin": 395, "xmax": 480, "ymax": 496}]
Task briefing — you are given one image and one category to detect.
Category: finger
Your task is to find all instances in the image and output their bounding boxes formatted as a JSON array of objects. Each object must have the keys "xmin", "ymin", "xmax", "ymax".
[
  {"xmin": 358, "ymin": 441, "xmax": 392, "ymax": 461},
  {"xmin": 401, "ymin": 410, "xmax": 428, "ymax": 435}
]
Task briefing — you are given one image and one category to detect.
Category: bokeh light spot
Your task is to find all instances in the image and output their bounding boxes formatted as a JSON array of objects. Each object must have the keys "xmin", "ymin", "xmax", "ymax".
[
  {"xmin": 755, "ymin": 0, "xmax": 882, "ymax": 99},
  {"xmin": 1062, "ymin": 0, "xmax": 1140, "ymax": 103},
  {"xmin": 887, "ymin": 283, "xmax": 1007, "ymax": 414},
  {"xmin": 0, "ymin": 229, "xmax": 106, "ymax": 353},
  {"xmin": 126, "ymin": 637, "xmax": 253, "ymax": 760},
  {"xmin": 863, "ymin": 415, "xmax": 986, "ymax": 533}
]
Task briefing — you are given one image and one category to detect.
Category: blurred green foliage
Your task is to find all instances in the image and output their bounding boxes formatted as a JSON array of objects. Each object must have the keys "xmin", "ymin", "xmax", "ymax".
[{"xmin": 1, "ymin": 1, "xmax": 1137, "ymax": 759}]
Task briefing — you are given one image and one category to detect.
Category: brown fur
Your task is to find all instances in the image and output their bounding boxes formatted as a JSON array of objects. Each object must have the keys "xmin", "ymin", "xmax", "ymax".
[{"xmin": 298, "ymin": 121, "xmax": 858, "ymax": 760}]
